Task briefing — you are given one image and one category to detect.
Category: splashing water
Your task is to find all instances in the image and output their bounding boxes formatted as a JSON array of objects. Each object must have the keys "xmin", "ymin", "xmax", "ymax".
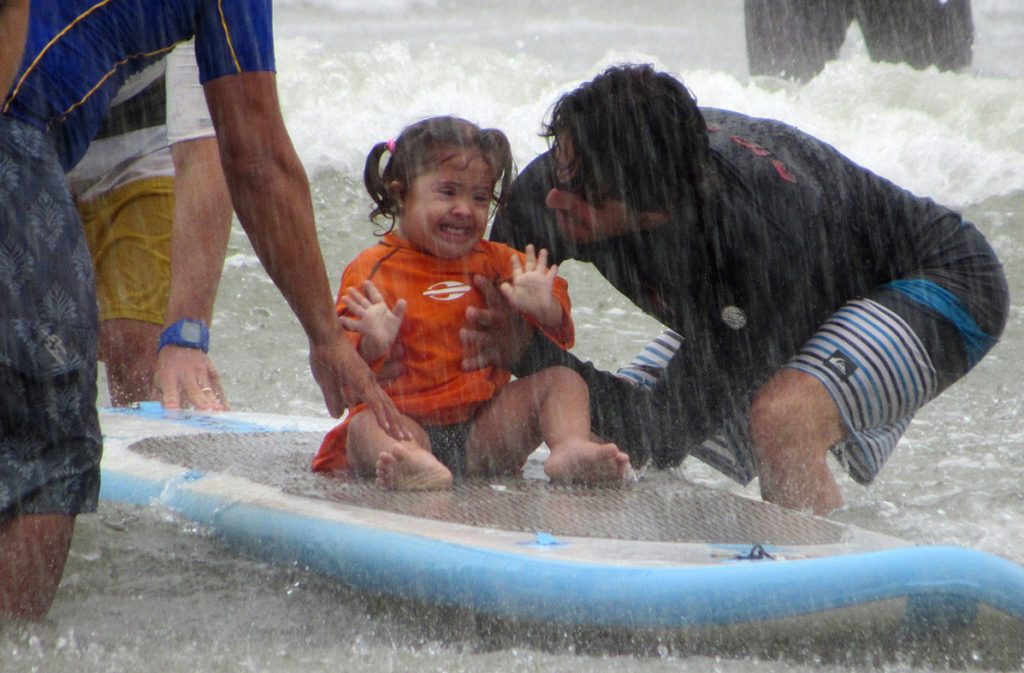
[{"xmin": 7, "ymin": 1, "xmax": 1023, "ymax": 672}]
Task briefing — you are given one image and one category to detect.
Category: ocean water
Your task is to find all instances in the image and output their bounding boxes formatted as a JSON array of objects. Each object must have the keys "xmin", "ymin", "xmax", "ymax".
[{"xmin": 4, "ymin": 1, "xmax": 1023, "ymax": 671}]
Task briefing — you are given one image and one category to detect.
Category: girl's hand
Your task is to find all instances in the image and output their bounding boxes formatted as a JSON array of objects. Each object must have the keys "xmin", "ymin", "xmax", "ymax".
[
  {"xmin": 499, "ymin": 244, "xmax": 562, "ymax": 328},
  {"xmin": 340, "ymin": 280, "xmax": 407, "ymax": 362}
]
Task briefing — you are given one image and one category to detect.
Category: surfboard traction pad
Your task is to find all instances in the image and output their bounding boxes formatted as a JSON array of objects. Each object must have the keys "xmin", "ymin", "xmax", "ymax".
[
  {"xmin": 122, "ymin": 429, "xmax": 1024, "ymax": 670},
  {"xmin": 128, "ymin": 431, "xmax": 847, "ymax": 546}
]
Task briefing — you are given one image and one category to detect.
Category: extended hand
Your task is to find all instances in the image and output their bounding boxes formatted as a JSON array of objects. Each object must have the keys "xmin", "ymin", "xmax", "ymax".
[
  {"xmin": 461, "ymin": 274, "xmax": 534, "ymax": 371},
  {"xmin": 156, "ymin": 346, "xmax": 229, "ymax": 411},
  {"xmin": 499, "ymin": 245, "xmax": 561, "ymax": 328},
  {"xmin": 339, "ymin": 280, "xmax": 407, "ymax": 361}
]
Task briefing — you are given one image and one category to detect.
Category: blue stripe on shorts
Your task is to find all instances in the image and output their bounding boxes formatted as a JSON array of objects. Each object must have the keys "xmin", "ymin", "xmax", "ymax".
[{"xmin": 882, "ymin": 279, "xmax": 997, "ymax": 369}]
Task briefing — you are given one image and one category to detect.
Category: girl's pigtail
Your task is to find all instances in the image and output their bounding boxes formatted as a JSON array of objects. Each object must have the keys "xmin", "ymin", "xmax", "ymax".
[
  {"xmin": 479, "ymin": 128, "xmax": 516, "ymax": 208},
  {"xmin": 363, "ymin": 141, "xmax": 397, "ymax": 229}
]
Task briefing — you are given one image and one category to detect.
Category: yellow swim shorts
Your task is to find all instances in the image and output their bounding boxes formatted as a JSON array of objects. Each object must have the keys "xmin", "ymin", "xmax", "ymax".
[{"xmin": 78, "ymin": 177, "xmax": 174, "ymax": 325}]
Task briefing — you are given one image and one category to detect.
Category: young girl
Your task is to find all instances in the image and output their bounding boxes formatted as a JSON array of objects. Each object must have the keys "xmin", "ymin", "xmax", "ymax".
[{"xmin": 312, "ymin": 116, "xmax": 630, "ymax": 490}]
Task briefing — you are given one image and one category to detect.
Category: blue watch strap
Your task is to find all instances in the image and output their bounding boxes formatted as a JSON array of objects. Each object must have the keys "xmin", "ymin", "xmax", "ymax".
[{"xmin": 158, "ymin": 318, "xmax": 210, "ymax": 353}]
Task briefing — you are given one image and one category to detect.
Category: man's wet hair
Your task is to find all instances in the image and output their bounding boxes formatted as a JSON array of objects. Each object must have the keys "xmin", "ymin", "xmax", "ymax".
[
  {"xmin": 543, "ymin": 64, "xmax": 710, "ymax": 215},
  {"xmin": 363, "ymin": 116, "xmax": 515, "ymax": 233}
]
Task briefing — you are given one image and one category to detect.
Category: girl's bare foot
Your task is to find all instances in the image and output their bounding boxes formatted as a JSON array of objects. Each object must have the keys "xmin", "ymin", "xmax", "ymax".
[
  {"xmin": 544, "ymin": 441, "xmax": 631, "ymax": 484},
  {"xmin": 376, "ymin": 445, "xmax": 453, "ymax": 491}
]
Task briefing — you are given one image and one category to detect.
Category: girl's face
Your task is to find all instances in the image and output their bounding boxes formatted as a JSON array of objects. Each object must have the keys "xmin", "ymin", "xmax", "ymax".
[{"xmin": 394, "ymin": 150, "xmax": 495, "ymax": 259}]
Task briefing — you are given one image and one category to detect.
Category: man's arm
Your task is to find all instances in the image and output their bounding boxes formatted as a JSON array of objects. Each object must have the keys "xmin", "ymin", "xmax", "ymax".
[
  {"xmin": 478, "ymin": 153, "xmax": 743, "ymax": 467},
  {"xmin": 0, "ymin": 0, "xmax": 28, "ymax": 99},
  {"xmin": 156, "ymin": 136, "xmax": 233, "ymax": 409},
  {"xmin": 463, "ymin": 286, "xmax": 742, "ymax": 470},
  {"xmin": 461, "ymin": 275, "xmax": 660, "ymax": 467},
  {"xmin": 202, "ymin": 72, "xmax": 404, "ymax": 435},
  {"xmin": 156, "ymin": 40, "xmax": 231, "ymax": 410}
]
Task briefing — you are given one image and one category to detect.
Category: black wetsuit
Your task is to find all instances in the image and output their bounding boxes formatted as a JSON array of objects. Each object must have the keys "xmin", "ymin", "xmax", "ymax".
[{"xmin": 490, "ymin": 108, "xmax": 1007, "ymax": 468}]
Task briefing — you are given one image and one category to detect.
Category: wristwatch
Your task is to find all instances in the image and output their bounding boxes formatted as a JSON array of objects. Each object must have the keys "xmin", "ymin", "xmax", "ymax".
[{"xmin": 158, "ymin": 318, "xmax": 210, "ymax": 353}]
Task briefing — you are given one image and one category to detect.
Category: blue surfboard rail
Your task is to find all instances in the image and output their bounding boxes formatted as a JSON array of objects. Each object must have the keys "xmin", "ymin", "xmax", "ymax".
[
  {"xmin": 100, "ymin": 463, "xmax": 1024, "ymax": 632},
  {"xmin": 103, "ymin": 403, "xmax": 283, "ymax": 434}
]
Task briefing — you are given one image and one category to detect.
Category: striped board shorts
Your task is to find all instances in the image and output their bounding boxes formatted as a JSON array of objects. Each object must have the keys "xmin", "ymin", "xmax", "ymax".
[
  {"xmin": 784, "ymin": 298, "xmax": 937, "ymax": 484},
  {"xmin": 617, "ymin": 298, "xmax": 941, "ymax": 486}
]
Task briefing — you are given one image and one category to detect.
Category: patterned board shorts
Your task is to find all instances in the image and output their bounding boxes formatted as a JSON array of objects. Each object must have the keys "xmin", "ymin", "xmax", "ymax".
[
  {"xmin": 0, "ymin": 117, "xmax": 102, "ymax": 519},
  {"xmin": 0, "ymin": 365, "xmax": 101, "ymax": 518}
]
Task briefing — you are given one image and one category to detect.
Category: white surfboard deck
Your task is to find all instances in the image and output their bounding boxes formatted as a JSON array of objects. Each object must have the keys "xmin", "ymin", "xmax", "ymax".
[{"xmin": 98, "ymin": 405, "xmax": 1024, "ymax": 667}]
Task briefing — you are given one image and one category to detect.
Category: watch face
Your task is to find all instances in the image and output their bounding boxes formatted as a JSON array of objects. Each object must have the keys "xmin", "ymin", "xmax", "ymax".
[{"xmin": 181, "ymin": 321, "xmax": 202, "ymax": 343}]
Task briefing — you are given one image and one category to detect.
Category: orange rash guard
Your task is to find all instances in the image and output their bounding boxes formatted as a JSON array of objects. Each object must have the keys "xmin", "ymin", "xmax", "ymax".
[{"xmin": 312, "ymin": 233, "xmax": 574, "ymax": 472}]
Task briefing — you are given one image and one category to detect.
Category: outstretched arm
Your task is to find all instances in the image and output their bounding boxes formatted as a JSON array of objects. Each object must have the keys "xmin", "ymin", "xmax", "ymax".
[
  {"xmin": 203, "ymin": 72, "xmax": 404, "ymax": 437},
  {"xmin": 156, "ymin": 41, "xmax": 232, "ymax": 411}
]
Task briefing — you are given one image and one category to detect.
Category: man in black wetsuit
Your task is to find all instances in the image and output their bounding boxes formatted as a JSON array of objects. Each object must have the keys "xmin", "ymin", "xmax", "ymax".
[{"xmin": 463, "ymin": 64, "xmax": 1007, "ymax": 515}]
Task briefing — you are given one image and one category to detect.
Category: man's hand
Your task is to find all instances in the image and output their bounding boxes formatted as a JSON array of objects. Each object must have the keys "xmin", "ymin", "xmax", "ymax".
[
  {"xmin": 309, "ymin": 331, "xmax": 409, "ymax": 440},
  {"xmin": 461, "ymin": 274, "xmax": 534, "ymax": 371},
  {"xmin": 156, "ymin": 346, "xmax": 229, "ymax": 411},
  {"xmin": 375, "ymin": 342, "xmax": 407, "ymax": 387}
]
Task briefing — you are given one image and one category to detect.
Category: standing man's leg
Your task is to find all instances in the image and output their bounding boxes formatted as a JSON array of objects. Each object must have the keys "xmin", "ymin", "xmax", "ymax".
[
  {"xmin": 0, "ymin": 116, "xmax": 103, "ymax": 621},
  {"xmin": 855, "ymin": 0, "xmax": 973, "ymax": 71},
  {"xmin": 100, "ymin": 319, "xmax": 162, "ymax": 405},
  {"xmin": 80, "ymin": 178, "xmax": 174, "ymax": 405},
  {"xmin": 0, "ymin": 515, "xmax": 75, "ymax": 620},
  {"xmin": 745, "ymin": 0, "xmax": 852, "ymax": 81},
  {"xmin": 0, "ymin": 367, "xmax": 101, "ymax": 621}
]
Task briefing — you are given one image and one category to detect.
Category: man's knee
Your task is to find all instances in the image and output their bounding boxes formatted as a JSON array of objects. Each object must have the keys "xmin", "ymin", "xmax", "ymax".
[
  {"xmin": 748, "ymin": 369, "xmax": 844, "ymax": 461},
  {"xmin": 748, "ymin": 370, "xmax": 846, "ymax": 513}
]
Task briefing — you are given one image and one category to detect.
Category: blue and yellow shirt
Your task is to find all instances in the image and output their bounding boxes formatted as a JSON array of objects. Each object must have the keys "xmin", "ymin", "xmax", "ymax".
[{"xmin": 2, "ymin": 0, "xmax": 276, "ymax": 171}]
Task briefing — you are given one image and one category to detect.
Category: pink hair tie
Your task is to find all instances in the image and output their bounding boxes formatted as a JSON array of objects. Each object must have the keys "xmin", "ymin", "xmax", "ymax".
[{"xmin": 385, "ymin": 138, "xmax": 397, "ymax": 153}]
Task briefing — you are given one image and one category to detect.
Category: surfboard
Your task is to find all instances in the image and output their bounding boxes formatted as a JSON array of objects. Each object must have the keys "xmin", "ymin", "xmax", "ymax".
[{"xmin": 98, "ymin": 404, "xmax": 1024, "ymax": 667}]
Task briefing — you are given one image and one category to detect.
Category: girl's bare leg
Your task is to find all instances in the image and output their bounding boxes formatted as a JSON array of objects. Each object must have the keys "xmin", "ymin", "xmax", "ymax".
[
  {"xmin": 468, "ymin": 367, "xmax": 630, "ymax": 484},
  {"xmin": 347, "ymin": 411, "xmax": 452, "ymax": 491}
]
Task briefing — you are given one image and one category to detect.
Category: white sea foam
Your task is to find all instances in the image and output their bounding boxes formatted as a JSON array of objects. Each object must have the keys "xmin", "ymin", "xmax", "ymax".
[
  {"xmin": 15, "ymin": 2, "xmax": 1022, "ymax": 672},
  {"xmin": 276, "ymin": 27, "xmax": 1023, "ymax": 209}
]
